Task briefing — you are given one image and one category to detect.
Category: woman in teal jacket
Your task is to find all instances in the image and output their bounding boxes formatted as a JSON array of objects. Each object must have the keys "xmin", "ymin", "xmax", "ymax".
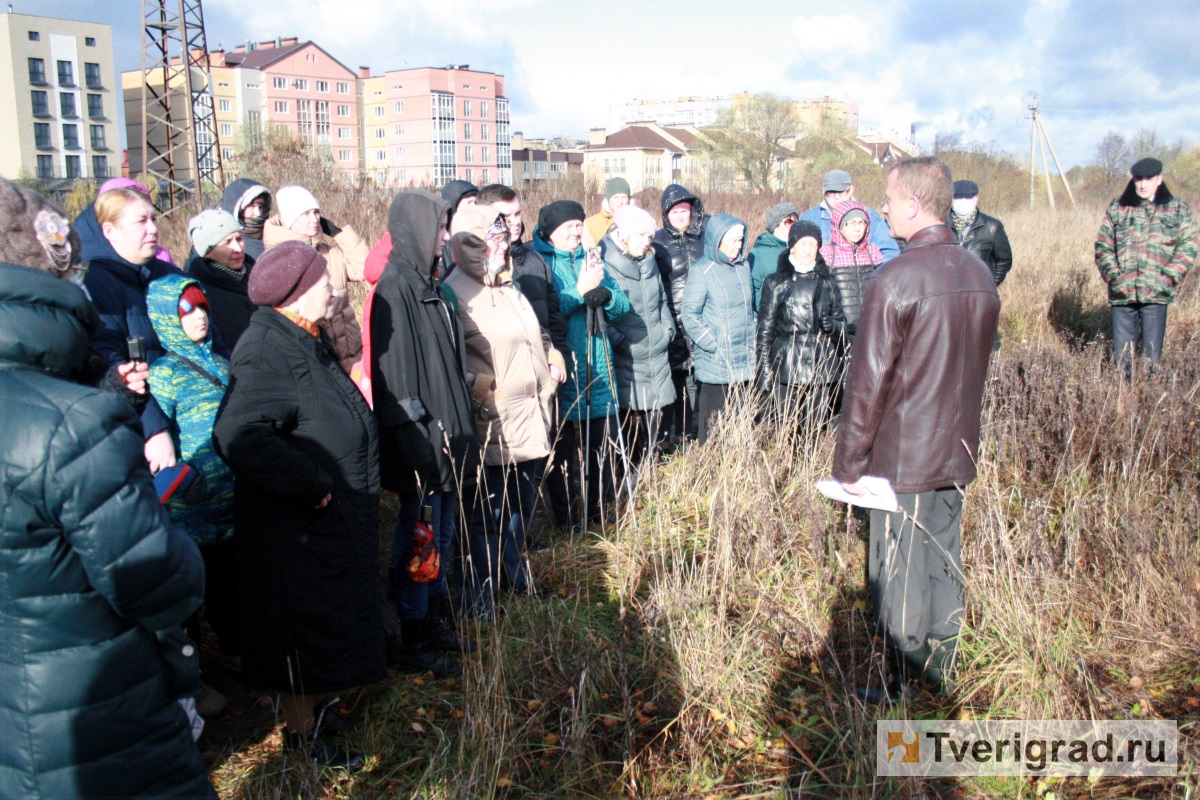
[
  {"xmin": 147, "ymin": 274, "xmax": 239, "ymax": 660},
  {"xmin": 681, "ymin": 213, "xmax": 755, "ymax": 445},
  {"xmin": 531, "ymin": 200, "xmax": 630, "ymax": 524}
]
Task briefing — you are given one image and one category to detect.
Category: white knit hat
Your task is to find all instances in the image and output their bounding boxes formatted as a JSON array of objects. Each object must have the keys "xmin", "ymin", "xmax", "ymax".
[
  {"xmin": 612, "ymin": 205, "xmax": 655, "ymax": 242},
  {"xmin": 275, "ymin": 185, "xmax": 320, "ymax": 229}
]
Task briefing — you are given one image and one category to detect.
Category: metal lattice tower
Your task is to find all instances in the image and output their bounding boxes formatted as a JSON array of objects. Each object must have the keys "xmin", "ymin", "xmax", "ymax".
[{"xmin": 140, "ymin": 0, "xmax": 223, "ymax": 212}]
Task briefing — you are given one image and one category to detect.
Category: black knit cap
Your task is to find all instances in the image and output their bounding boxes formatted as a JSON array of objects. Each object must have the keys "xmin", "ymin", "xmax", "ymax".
[
  {"xmin": 248, "ymin": 239, "xmax": 328, "ymax": 307},
  {"xmin": 788, "ymin": 219, "xmax": 822, "ymax": 250},
  {"xmin": 1130, "ymin": 158, "xmax": 1162, "ymax": 179},
  {"xmin": 536, "ymin": 200, "xmax": 585, "ymax": 241}
]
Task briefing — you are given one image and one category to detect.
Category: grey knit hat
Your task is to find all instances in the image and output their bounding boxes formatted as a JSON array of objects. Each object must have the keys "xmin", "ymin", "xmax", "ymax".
[
  {"xmin": 764, "ymin": 202, "xmax": 799, "ymax": 234},
  {"xmin": 188, "ymin": 209, "xmax": 243, "ymax": 257}
]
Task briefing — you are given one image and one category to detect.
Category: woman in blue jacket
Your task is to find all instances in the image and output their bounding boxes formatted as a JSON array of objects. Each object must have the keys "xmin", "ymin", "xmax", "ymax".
[{"xmin": 681, "ymin": 214, "xmax": 756, "ymax": 445}]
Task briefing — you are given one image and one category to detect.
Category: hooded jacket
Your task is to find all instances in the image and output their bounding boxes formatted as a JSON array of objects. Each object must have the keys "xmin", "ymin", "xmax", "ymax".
[
  {"xmin": 600, "ymin": 232, "xmax": 677, "ymax": 411},
  {"xmin": 445, "ymin": 205, "xmax": 563, "ymax": 466},
  {"xmin": 75, "ymin": 203, "xmax": 176, "ymax": 267},
  {"xmin": 213, "ymin": 304, "xmax": 383, "ymax": 694},
  {"xmin": 531, "ymin": 227, "xmax": 632, "ymax": 421},
  {"xmin": 440, "ymin": 180, "xmax": 479, "ymax": 273},
  {"xmin": 146, "ymin": 275, "xmax": 234, "ymax": 546},
  {"xmin": 220, "ymin": 178, "xmax": 270, "ymax": 262},
  {"xmin": 680, "ymin": 214, "xmax": 756, "ymax": 385},
  {"xmin": 749, "ymin": 230, "xmax": 788, "ymax": 306},
  {"xmin": 800, "ymin": 200, "xmax": 900, "ymax": 262},
  {"xmin": 756, "ymin": 250, "xmax": 845, "ymax": 389},
  {"xmin": 183, "ymin": 247, "xmax": 258, "ymax": 347},
  {"xmin": 263, "ymin": 213, "xmax": 369, "ymax": 373},
  {"xmin": 369, "ymin": 191, "xmax": 480, "ymax": 496},
  {"xmin": 1095, "ymin": 181, "xmax": 1197, "ymax": 306},
  {"xmin": 652, "ymin": 184, "xmax": 709, "ymax": 370},
  {"xmin": 0, "ymin": 263, "xmax": 213, "ymax": 800},
  {"xmin": 819, "ymin": 200, "xmax": 883, "ymax": 337}
]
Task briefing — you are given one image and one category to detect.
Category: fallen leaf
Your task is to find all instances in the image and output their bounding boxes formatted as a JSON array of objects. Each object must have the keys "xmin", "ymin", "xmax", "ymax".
[
  {"xmin": 1184, "ymin": 697, "xmax": 1199, "ymax": 710},
  {"xmin": 497, "ymin": 776, "xmax": 514, "ymax": 787},
  {"xmin": 544, "ymin": 733, "xmax": 559, "ymax": 745},
  {"xmin": 526, "ymin": 699, "xmax": 542, "ymax": 712},
  {"xmin": 1130, "ymin": 676, "xmax": 1144, "ymax": 690},
  {"xmin": 601, "ymin": 714, "xmax": 621, "ymax": 727},
  {"xmin": 411, "ymin": 722, "xmax": 425, "ymax": 733}
]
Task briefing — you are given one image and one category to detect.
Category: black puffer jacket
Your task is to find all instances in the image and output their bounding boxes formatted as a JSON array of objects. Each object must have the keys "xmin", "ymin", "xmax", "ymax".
[
  {"xmin": 947, "ymin": 210, "xmax": 1013, "ymax": 286},
  {"xmin": 0, "ymin": 263, "xmax": 213, "ymax": 800},
  {"xmin": 512, "ymin": 238, "xmax": 571, "ymax": 373},
  {"xmin": 601, "ymin": 234, "xmax": 677, "ymax": 411},
  {"xmin": 756, "ymin": 252, "xmax": 845, "ymax": 388},
  {"xmin": 213, "ymin": 307, "xmax": 384, "ymax": 694},
  {"xmin": 183, "ymin": 247, "xmax": 258, "ymax": 347},
  {"xmin": 652, "ymin": 184, "xmax": 709, "ymax": 370},
  {"xmin": 369, "ymin": 190, "xmax": 481, "ymax": 497}
]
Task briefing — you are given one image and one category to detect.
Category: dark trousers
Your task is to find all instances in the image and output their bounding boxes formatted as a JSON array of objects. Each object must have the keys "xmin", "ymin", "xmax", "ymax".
[
  {"xmin": 390, "ymin": 491, "xmax": 456, "ymax": 621},
  {"xmin": 544, "ymin": 415, "xmax": 619, "ymax": 526},
  {"xmin": 766, "ymin": 381, "xmax": 836, "ymax": 435},
  {"xmin": 620, "ymin": 407, "xmax": 663, "ymax": 468},
  {"xmin": 663, "ymin": 369, "xmax": 697, "ymax": 442},
  {"xmin": 185, "ymin": 538, "xmax": 240, "ymax": 655},
  {"xmin": 868, "ymin": 489, "xmax": 965, "ymax": 657},
  {"xmin": 697, "ymin": 381, "xmax": 748, "ymax": 446},
  {"xmin": 461, "ymin": 460, "xmax": 539, "ymax": 615},
  {"xmin": 1112, "ymin": 303, "xmax": 1168, "ymax": 371}
]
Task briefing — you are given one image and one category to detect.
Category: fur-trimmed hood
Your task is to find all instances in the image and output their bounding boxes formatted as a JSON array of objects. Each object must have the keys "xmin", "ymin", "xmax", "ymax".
[
  {"xmin": 1118, "ymin": 180, "xmax": 1174, "ymax": 208},
  {"xmin": 775, "ymin": 247, "xmax": 831, "ymax": 278}
]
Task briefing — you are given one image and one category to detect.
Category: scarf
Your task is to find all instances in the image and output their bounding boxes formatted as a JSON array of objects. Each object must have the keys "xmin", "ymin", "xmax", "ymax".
[
  {"xmin": 950, "ymin": 210, "xmax": 977, "ymax": 237},
  {"xmin": 275, "ymin": 307, "xmax": 320, "ymax": 338}
]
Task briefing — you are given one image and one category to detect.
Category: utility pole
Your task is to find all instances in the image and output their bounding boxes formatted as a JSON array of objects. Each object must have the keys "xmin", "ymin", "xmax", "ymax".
[
  {"xmin": 140, "ymin": 0, "xmax": 223, "ymax": 212},
  {"xmin": 1027, "ymin": 95, "xmax": 1076, "ymax": 210}
]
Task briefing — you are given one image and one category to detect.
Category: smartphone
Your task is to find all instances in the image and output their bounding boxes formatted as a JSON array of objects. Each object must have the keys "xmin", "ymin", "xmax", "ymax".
[
  {"xmin": 126, "ymin": 335, "xmax": 146, "ymax": 362},
  {"xmin": 586, "ymin": 247, "xmax": 602, "ymax": 270}
]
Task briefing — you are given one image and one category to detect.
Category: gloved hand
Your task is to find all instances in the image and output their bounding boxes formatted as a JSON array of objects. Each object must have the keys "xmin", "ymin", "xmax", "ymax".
[
  {"xmin": 320, "ymin": 216, "xmax": 343, "ymax": 238},
  {"xmin": 820, "ymin": 315, "xmax": 836, "ymax": 333},
  {"xmin": 583, "ymin": 286, "xmax": 612, "ymax": 309}
]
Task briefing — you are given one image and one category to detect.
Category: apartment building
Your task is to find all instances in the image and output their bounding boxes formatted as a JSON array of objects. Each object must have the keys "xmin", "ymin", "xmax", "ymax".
[
  {"xmin": 358, "ymin": 65, "xmax": 512, "ymax": 188},
  {"xmin": 0, "ymin": 11, "xmax": 118, "ymax": 184},
  {"xmin": 584, "ymin": 124, "xmax": 704, "ymax": 193},
  {"xmin": 608, "ymin": 97, "xmax": 732, "ymax": 134}
]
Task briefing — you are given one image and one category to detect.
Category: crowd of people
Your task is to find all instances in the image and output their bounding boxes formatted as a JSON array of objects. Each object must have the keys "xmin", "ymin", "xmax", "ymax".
[{"xmin": 0, "ymin": 151, "xmax": 1193, "ymax": 795}]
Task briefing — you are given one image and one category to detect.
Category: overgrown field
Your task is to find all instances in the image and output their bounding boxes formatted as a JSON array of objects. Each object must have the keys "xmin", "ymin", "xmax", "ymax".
[{"xmin": 163, "ymin": 154, "xmax": 1199, "ymax": 798}]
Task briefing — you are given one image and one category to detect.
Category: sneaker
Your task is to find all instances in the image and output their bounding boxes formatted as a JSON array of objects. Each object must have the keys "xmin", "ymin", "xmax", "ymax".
[
  {"xmin": 284, "ymin": 729, "xmax": 365, "ymax": 772},
  {"xmin": 195, "ymin": 682, "xmax": 227, "ymax": 718}
]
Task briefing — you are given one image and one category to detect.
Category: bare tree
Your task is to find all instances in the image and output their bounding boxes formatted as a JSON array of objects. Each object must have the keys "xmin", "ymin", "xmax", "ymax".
[
  {"xmin": 1090, "ymin": 132, "xmax": 1129, "ymax": 179},
  {"xmin": 695, "ymin": 93, "xmax": 798, "ymax": 192}
]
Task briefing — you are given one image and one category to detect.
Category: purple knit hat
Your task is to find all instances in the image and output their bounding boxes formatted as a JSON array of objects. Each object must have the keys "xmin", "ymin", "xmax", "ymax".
[{"xmin": 248, "ymin": 240, "xmax": 327, "ymax": 307}]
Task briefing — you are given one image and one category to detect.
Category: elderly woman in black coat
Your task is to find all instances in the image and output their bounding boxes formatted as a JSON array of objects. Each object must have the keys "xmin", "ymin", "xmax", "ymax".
[
  {"xmin": 213, "ymin": 240, "xmax": 383, "ymax": 772},
  {"xmin": 756, "ymin": 220, "xmax": 846, "ymax": 434}
]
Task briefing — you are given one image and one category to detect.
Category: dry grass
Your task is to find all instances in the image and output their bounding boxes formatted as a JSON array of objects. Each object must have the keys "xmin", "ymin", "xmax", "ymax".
[{"xmin": 157, "ymin": 152, "xmax": 1200, "ymax": 799}]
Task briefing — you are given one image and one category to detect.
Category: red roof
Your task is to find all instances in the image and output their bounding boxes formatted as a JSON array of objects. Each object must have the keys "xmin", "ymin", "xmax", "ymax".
[{"xmin": 223, "ymin": 41, "xmax": 355, "ymax": 78}]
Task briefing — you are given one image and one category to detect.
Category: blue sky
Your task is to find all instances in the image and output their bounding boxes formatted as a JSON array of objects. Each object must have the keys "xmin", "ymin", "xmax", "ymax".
[{"xmin": 25, "ymin": 0, "xmax": 1200, "ymax": 170}]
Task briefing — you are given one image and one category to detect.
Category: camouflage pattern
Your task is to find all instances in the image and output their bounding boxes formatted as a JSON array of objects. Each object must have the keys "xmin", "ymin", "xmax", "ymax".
[{"xmin": 1095, "ymin": 193, "xmax": 1198, "ymax": 306}]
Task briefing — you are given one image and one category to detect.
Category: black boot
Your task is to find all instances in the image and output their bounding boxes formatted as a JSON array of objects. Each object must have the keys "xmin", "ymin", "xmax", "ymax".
[
  {"xmin": 284, "ymin": 729, "xmax": 365, "ymax": 772},
  {"xmin": 390, "ymin": 619, "xmax": 462, "ymax": 676},
  {"xmin": 427, "ymin": 594, "xmax": 477, "ymax": 653}
]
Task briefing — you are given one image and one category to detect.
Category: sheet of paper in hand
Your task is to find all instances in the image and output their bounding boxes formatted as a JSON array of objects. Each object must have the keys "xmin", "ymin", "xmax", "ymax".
[{"xmin": 815, "ymin": 476, "xmax": 899, "ymax": 512}]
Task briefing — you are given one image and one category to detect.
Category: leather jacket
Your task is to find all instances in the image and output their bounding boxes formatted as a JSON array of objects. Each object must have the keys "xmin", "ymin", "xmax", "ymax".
[
  {"xmin": 756, "ymin": 252, "xmax": 845, "ymax": 389},
  {"xmin": 947, "ymin": 210, "xmax": 1012, "ymax": 286},
  {"xmin": 832, "ymin": 225, "xmax": 1000, "ymax": 493},
  {"xmin": 652, "ymin": 184, "xmax": 708, "ymax": 370}
]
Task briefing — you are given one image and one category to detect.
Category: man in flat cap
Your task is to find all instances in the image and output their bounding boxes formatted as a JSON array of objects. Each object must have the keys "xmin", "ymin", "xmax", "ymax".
[
  {"xmin": 947, "ymin": 180, "xmax": 1012, "ymax": 351},
  {"xmin": 1096, "ymin": 157, "xmax": 1197, "ymax": 373}
]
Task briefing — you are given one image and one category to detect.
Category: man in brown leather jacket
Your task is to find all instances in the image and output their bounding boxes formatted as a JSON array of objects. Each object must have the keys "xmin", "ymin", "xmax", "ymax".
[{"xmin": 832, "ymin": 157, "xmax": 999, "ymax": 700}]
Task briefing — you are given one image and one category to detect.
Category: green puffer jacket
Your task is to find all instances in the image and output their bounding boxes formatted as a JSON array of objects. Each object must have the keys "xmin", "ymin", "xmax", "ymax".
[
  {"xmin": 0, "ymin": 263, "xmax": 212, "ymax": 800},
  {"xmin": 147, "ymin": 274, "xmax": 234, "ymax": 546},
  {"xmin": 531, "ymin": 231, "xmax": 631, "ymax": 421},
  {"xmin": 1095, "ymin": 183, "xmax": 1198, "ymax": 305}
]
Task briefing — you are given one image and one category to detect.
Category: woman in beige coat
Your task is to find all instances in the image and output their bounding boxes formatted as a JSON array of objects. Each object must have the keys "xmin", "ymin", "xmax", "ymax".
[
  {"xmin": 445, "ymin": 204, "xmax": 565, "ymax": 615},
  {"xmin": 263, "ymin": 185, "xmax": 369, "ymax": 374}
]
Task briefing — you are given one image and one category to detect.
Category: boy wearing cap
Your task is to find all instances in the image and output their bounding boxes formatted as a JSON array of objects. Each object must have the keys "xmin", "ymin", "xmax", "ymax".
[
  {"xmin": 799, "ymin": 169, "xmax": 900, "ymax": 262},
  {"xmin": 1096, "ymin": 157, "xmax": 1197, "ymax": 372}
]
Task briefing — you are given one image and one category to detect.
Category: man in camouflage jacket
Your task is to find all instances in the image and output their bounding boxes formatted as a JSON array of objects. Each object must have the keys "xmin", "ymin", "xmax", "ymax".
[{"xmin": 1095, "ymin": 157, "xmax": 1198, "ymax": 371}]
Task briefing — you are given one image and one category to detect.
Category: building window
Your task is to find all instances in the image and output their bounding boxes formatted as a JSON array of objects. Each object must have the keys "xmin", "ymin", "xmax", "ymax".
[
  {"xmin": 338, "ymin": 127, "xmax": 351, "ymax": 139},
  {"xmin": 34, "ymin": 123, "xmax": 51, "ymax": 148},
  {"xmin": 274, "ymin": 101, "xmax": 289, "ymax": 113},
  {"xmin": 393, "ymin": 101, "xmax": 404, "ymax": 113},
  {"xmin": 393, "ymin": 124, "xmax": 405, "ymax": 136},
  {"xmin": 62, "ymin": 124, "xmax": 79, "ymax": 149},
  {"xmin": 84, "ymin": 63, "xmax": 101, "ymax": 88},
  {"xmin": 91, "ymin": 154, "xmax": 108, "ymax": 178},
  {"xmin": 463, "ymin": 123, "xmax": 472, "ymax": 140},
  {"xmin": 373, "ymin": 106, "xmax": 384, "ymax": 118},
  {"xmin": 315, "ymin": 100, "xmax": 329, "ymax": 139},
  {"xmin": 57, "ymin": 60, "xmax": 74, "ymax": 86},
  {"xmin": 28, "ymin": 31, "xmax": 40, "ymax": 41},
  {"xmin": 90, "ymin": 124, "xmax": 106, "ymax": 150},
  {"xmin": 374, "ymin": 150, "xmax": 387, "ymax": 161},
  {"xmin": 219, "ymin": 99, "xmax": 231, "ymax": 112},
  {"xmin": 374, "ymin": 128, "xmax": 385, "ymax": 139},
  {"xmin": 618, "ymin": 158, "xmax": 626, "ymax": 172},
  {"xmin": 66, "ymin": 155, "xmax": 81, "ymax": 179},
  {"xmin": 37, "ymin": 155, "xmax": 54, "ymax": 179},
  {"xmin": 464, "ymin": 168, "xmax": 473, "ymax": 182},
  {"xmin": 480, "ymin": 101, "xmax": 488, "ymax": 118},
  {"xmin": 604, "ymin": 158, "xmax": 610, "ymax": 174},
  {"xmin": 221, "ymin": 123, "xmax": 233, "ymax": 137},
  {"xmin": 273, "ymin": 77, "xmax": 287, "ymax": 90},
  {"xmin": 296, "ymin": 99, "xmax": 312, "ymax": 140},
  {"xmin": 395, "ymin": 147, "xmax": 405, "ymax": 160},
  {"xmin": 337, "ymin": 105, "xmax": 351, "ymax": 117},
  {"xmin": 85, "ymin": 37, "xmax": 96, "ymax": 47},
  {"xmin": 218, "ymin": 82, "xmax": 229, "ymax": 88},
  {"xmin": 397, "ymin": 169, "xmax": 406, "ymax": 182},
  {"xmin": 462, "ymin": 99, "xmax": 471, "ymax": 117},
  {"xmin": 482, "ymin": 168, "xmax": 489, "ymax": 184},
  {"xmin": 316, "ymin": 80, "xmax": 329, "ymax": 93},
  {"xmin": 464, "ymin": 146, "xmax": 473, "ymax": 163},
  {"xmin": 28, "ymin": 58, "xmax": 46, "ymax": 84},
  {"xmin": 336, "ymin": 82, "xmax": 349, "ymax": 94},
  {"xmin": 339, "ymin": 150, "xmax": 352, "ymax": 162},
  {"xmin": 481, "ymin": 124, "xmax": 489, "ymax": 141},
  {"xmin": 482, "ymin": 147, "xmax": 489, "ymax": 163},
  {"xmin": 31, "ymin": 90, "xmax": 48, "ymax": 117},
  {"xmin": 222, "ymin": 148, "xmax": 234, "ymax": 160},
  {"xmin": 293, "ymin": 79, "xmax": 309, "ymax": 91}
]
